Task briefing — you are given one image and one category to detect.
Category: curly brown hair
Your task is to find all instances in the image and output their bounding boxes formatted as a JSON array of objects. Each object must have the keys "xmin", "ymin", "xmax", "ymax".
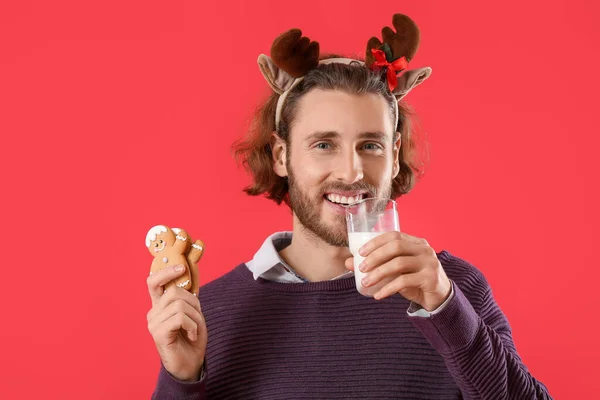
[{"xmin": 231, "ymin": 55, "xmax": 429, "ymax": 207}]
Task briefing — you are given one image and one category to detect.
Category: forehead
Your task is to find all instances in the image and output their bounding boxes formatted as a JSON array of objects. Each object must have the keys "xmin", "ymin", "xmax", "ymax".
[{"xmin": 291, "ymin": 89, "xmax": 394, "ymax": 140}]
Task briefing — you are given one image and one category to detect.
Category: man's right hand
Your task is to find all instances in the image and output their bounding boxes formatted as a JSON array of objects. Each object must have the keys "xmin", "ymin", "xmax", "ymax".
[{"xmin": 147, "ymin": 264, "xmax": 208, "ymax": 381}]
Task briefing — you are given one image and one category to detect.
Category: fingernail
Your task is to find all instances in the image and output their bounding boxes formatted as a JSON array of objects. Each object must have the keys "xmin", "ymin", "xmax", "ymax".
[
  {"xmin": 362, "ymin": 277, "xmax": 370, "ymax": 286},
  {"xmin": 358, "ymin": 261, "xmax": 367, "ymax": 272},
  {"xmin": 174, "ymin": 265, "xmax": 184, "ymax": 272},
  {"xmin": 358, "ymin": 246, "xmax": 365, "ymax": 256}
]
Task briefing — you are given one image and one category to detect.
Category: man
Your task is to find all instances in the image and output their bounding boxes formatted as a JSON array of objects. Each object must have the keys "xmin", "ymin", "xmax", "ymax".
[{"xmin": 147, "ymin": 14, "xmax": 552, "ymax": 399}]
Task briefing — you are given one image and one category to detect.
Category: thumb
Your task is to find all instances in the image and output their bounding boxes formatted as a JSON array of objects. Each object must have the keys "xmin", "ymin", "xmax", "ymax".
[{"xmin": 345, "ymin": 257, "xmax": 354, "ymax": 271}]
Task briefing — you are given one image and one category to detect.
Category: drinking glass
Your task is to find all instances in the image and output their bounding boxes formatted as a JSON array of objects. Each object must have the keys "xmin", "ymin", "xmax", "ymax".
[{"xmin": 346, "ymin": 198, "xmax": 400, "ymax": 297}]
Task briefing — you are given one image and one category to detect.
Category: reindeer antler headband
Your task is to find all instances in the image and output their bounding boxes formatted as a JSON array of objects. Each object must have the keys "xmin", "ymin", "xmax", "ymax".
[{"xmin": 257, "ymin": 13, "xmax": 433, "ymax": 131}]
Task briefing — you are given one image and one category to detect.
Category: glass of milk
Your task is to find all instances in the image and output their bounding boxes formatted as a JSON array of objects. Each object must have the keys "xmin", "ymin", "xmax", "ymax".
[{"xmin": 346, "ymin": 198, "xmax": 400, "ymax": 297}]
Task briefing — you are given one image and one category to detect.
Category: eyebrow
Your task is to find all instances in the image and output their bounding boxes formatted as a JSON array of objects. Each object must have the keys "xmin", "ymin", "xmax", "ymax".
[{"xmin": 304, "ymin": 131, "xmax": 388, "ymax": 142}]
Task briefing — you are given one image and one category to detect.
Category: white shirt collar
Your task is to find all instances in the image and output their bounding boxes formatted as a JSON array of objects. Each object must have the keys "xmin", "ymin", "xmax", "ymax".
[{"xmin": 245, "ymin": 231, "xmax": 354, "ymax": 283}]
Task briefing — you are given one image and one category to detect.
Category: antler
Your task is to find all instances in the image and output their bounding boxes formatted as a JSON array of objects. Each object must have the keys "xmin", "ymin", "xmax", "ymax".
[
  {"xmin": 271, "ymin": 29, "xmax": 320, "ymax": 78},
  {"xmin": 366, "ymin": 14, "xmax": 421, "ymax": 67}
]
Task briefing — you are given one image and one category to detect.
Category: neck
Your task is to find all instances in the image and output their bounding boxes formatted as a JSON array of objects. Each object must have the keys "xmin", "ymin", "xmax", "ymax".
[{"xmin": 278, "ymin": 214, "xmax": 352, "ymax": 282}]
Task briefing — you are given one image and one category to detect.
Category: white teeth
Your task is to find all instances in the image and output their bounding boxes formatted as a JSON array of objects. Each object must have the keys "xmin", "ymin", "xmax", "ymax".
[{"xmin": 326, "ymin": 193, "xmax": 364, "ymax": 204}]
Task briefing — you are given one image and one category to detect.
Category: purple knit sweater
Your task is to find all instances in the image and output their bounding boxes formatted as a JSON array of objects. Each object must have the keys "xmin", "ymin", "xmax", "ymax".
[{"xmin": 152, "ymin": 250, "xmax": 552, "ymax": 399}]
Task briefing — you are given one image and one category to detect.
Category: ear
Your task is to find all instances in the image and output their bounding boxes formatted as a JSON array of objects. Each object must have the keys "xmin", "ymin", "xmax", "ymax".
[
  {"xmin": 392, "ymin": 67, "xmax": 432, "ymax": 101},
  {"xmin": 270, "ymin": 132, "xmax": 288, "ymax": 177},
  {"xmin": 392, "ymin": 132, "xmax": 402, "ymax": 179},
  {"xmin": 258, "ymin": 54, "xmax": 298, "ymax": 95}
]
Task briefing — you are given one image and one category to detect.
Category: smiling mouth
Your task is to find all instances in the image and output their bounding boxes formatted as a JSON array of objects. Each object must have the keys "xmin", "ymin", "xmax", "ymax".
[
  {"xmin": 324, "ymin": 193, "xmax": 365, "ymax": 206},
  {"xmin": 154, "ymin": 243, "xmax": 166, "ymax": 252}
]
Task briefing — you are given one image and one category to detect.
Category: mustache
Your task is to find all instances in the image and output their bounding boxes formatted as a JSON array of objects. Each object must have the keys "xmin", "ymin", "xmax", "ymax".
[{"xmin": 320, "ymin": 181, "xmax": 378, "ymax": 197}]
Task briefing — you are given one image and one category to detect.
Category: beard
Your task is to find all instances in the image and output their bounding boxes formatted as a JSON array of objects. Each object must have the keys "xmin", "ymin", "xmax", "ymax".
[{"xmin": 287, "ymin": 163, "xmax": 392, "ymax": 247}]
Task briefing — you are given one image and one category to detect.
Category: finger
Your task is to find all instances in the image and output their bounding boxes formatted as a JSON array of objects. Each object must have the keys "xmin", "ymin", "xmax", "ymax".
[
  {"xmin": 156, "ymin": 298, "xmax": 201, "ymax": 326},
  {"xmin": 157, "ymin": 287, "xmax": 202, "ymax": 316},
  {"xmin": 357, "ymin": 231, "xmax": 401, "ymax": 256},
  {"xmin": 362, "ymin": 256, "xmax": 419, "ymax": 287},
  {"xmin": 359, "ymin": 231, "xmax": 428, "ymax": 257},
  {"xmin": 148, "ymin": 286, "xmax": 200, "ymax": 323},
  {"xmin": 149, "ymin": 299, "xmax": 204, "ymax": 342},
  {"xmin": 345, "ymin": 257, "xmax": 354, "ymax": 271},
  {"xmin": 360, "ymin": 240, "xmax": 422, "ymax": 273},
  {"xmin": 374, "ymin": 272, "xmax": 422, "ymax": 300},
  {"xmin": 399, "ymin": 232, "xmax": 429, "ymax": 246},
  {"xmin": 155, "ymin": 311, "xmax": 199, "ymax": 342},
  {"xmin": 147, "ymin": 265, "xmax": 186, "ymax": 306}
]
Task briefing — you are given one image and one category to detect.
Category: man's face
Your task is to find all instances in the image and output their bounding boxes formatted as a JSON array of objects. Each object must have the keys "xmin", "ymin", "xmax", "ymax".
[{"xmin": 284, "ymin": 89, "xmax": 399, "ymax": 247}]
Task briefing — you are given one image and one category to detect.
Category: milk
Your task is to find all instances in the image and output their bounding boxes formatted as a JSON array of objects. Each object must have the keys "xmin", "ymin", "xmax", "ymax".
[{"xmin": 349, "ymin": 231, "xmax": 394, "ymax": 297}]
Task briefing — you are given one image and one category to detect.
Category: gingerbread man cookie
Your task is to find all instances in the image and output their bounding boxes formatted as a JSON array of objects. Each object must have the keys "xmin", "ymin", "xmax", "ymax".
[{"xmin": 145, "ymin": 225, "xmax": 205, "ymax": 294}]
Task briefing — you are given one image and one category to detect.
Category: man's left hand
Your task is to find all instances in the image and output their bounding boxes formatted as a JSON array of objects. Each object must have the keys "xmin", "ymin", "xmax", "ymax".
[{"xmin": 345, "ymin": 231, "xmax": 452, "ymax": 310}]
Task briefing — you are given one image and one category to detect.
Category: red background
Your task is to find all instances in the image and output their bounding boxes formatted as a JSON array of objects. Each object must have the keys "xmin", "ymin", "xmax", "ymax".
[{"xmin": 1, "ymin": 0, "xmax": 598, "ymax": 398}]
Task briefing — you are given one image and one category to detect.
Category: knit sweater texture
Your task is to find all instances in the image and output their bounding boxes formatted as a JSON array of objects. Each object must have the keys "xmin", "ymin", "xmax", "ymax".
[{"xmin": 152, "ymin": 250, "xmax": 552, "ymax": 399}]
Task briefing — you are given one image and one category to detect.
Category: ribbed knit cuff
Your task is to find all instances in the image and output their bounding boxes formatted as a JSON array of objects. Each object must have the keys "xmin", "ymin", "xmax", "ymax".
[
  {"xmin": 408, "ymin": 281, "xmax": 481, "ymax": 355},
  {"xmin": 152, "ymin": 362, "xmax": 207, "ymax": 400}
]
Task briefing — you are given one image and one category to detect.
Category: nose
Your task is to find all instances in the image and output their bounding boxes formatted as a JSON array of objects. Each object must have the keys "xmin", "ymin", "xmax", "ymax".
[{"xmin": 333, "ymin": 148, "xmax": 364, "ymax": 184}]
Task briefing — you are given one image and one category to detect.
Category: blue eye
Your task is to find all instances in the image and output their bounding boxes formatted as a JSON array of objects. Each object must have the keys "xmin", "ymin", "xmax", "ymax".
[
  {"xmin": 363, "ymin": 143, "xmax": 382, "ymax": 150},
  {"xmin": 316, "ymin": 142, "xmax": 331, "ymax": 150}
]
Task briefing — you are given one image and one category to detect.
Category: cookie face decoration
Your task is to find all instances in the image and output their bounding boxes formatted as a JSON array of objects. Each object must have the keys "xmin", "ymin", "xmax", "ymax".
[{"xmin": 146, "ymin": 225, "xmax": 205, "ymax": 294}]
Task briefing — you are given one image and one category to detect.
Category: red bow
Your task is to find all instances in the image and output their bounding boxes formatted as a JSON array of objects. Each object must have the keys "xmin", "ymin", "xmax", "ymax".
[{"xmin": 370, "ymin": 48, "xmax": 408, "ymax": 92}]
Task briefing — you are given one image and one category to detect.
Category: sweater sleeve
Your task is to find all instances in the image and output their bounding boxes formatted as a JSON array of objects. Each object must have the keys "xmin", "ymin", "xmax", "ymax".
[
  {"xmin": 408, "ymin": 278, "xmax": 552, "ymax": 399},
  {"xmin": 151, "ymin": 362, "xmax": 207, "ymax": 400}
]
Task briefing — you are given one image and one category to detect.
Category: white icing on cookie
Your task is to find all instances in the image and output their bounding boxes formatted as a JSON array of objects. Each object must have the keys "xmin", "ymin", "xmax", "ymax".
[
  {"xmin": 175, "ymin": 235, "xmax": 186, "ymax": 241},
  {"xmin": 146, "ymin": 225, "xmax": 168, "ymax": 247},
  {"xmin": 177, "ymin": 279, "xmax": 190, "ymax": 288},
  {"xmin": 153, "ymin": 242, "xmax": 165, "ymax": 252},
  {"xmin": 162, "ymin": 256, "xmax": 168, "ymax": 263},
  {"xmin": 192, "ymin": 244, "xmax": 203, "ymax": 251}
]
